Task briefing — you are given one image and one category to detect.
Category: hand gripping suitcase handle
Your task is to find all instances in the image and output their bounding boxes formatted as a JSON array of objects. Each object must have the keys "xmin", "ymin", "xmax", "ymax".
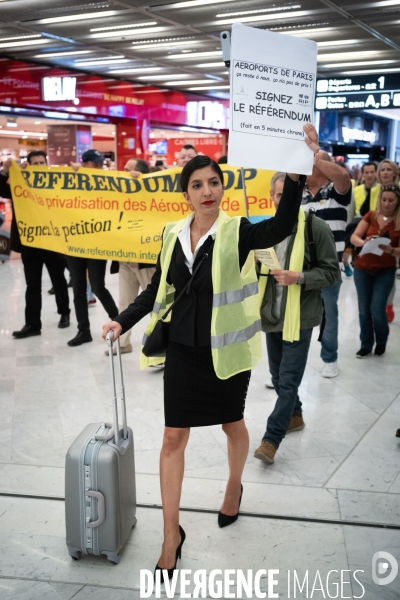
[
  {"xmin": 86, "ymin": 490, "xmax": 105, "ymax": 528},
  {"xmin": 105, "ymin": 330, "xmax": 128, "ymax": 445}
]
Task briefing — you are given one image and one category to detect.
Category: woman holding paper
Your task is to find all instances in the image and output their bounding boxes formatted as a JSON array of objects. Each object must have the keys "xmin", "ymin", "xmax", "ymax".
[
  {"xmin": 351, "ymin": 184, "xmax": 400, "ymax": 357},
  {"xmin": 102, "ymin": 123, "xmax": 319, "ymax": 583}
]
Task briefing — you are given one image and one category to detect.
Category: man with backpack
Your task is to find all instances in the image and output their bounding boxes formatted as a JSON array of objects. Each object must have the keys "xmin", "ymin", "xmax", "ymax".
[{"xmin": 254, "ymin": 172, "xmax": 340, "ymax": 464}]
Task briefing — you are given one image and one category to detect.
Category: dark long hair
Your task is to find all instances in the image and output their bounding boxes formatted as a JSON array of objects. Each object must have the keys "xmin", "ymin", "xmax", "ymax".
[{"xmin": 180, "ymin": 155, "xmax": 224, "ymax": 193}]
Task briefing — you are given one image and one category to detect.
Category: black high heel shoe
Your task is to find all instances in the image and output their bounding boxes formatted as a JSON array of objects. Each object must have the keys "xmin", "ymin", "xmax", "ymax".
[
  {"xmin": 154, "ymin": 525, "xmax": 186, "ymax": 582},
  {"xmin": 218, "ymin": 484, "xmax": 243, "ymax": 528}
]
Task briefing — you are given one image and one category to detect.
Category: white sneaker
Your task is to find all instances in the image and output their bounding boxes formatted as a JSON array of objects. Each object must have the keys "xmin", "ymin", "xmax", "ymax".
[
  {"xmin": 265, "ymin": 378, "xmax": 274, "ymax": 389},
  {"xmin": 322, "ymin": 361, "xmax": 338, "ymax": 378}
]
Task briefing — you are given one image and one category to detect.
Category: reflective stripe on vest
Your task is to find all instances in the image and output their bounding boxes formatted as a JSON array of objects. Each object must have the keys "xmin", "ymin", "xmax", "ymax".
[
  {"xmin": 153, "ymin": 301, "xmax": 162, "ymax": 314},
  {"xmin": 213, "ymin": 281, "xmax": 259, "ymax": 307},
  {"xmin": 211, "ymin": 319, "xmax": 262, "ymax": 349}
]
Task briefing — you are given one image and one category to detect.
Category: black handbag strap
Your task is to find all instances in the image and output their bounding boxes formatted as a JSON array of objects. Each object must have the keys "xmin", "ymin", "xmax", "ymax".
[
  {"xmin": 306, "ymin": 210, "xmax": 318, "ymax": 269},
  {"xmin": 159, "ymin": 240, "xmax": 215, "ymax": 322}
]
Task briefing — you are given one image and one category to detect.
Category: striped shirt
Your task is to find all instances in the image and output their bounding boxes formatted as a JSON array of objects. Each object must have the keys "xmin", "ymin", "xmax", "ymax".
[{"xmin": 301, "ymin": 181, "xmax": 351, "ymax": 265}]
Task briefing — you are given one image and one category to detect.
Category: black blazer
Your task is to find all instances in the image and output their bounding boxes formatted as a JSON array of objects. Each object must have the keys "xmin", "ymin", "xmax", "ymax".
[{"xmin": 115, "ymin": 175, "xmax": 306, "ymax": 346}]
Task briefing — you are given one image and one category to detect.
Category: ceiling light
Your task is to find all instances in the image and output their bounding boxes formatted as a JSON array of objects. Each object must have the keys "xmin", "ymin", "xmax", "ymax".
[
  {"xmin": 91, "ymin": 21, "xmax": 157, "ymax": 32},
  {"xmin": 194, "ymin": 62, "xmax": 225, "ymax": 68},
  {"xmin": 33, "ymin": 50, "xmax": 93, "ymax": 58},
  {"xmin": 320, "ymin": 59, "xmax": 398, "ymax": 68},
  {"xmin": 34, "ymin": 121, "xmax": 41, "ymax": 124},
  {"xmin": 216, "ymin": 10, "xmax": 318, "ymax": 26},
  {"xmin": 317, "ymin": 40, "xmax": 361, "ymax": 47},
  {"xmin": 132, "ymin": 40, "xmax": 198, "ymax": 50},
  {"xmin": 0, "ymin": 39, "xmax": 51, "ymax": 49},
  {"xmin": 91, "ymin": 26, "xmax": 166, "ymax": 39},
  {"xmin": 277, "ymin": 27, "xmax": 333, "ymax": 35},
  {"xmin": 339, "ymin": 67, "xmax": 400, "ymax": 75},
  {"xmin": 108, "ymin": 67, "xmax": 163, "ymax": 74},
  {"xmin": 0, "ymin": 130, "xmax": 48, "ymax": 137},
  {"xmin": 33, "ymin": 11, "xmax": 120, "ymax": 25},
  {"xmin": 166, "ymin": 51, "xmax": 222, "ymax": 60},
  {"xmin": 135, "ymin": 74, "xmax": 191, "ymax": 80},
  {"xmin": 163, "ymin": 79, "xmax": 219, "ymax": 85},
  {"xmin": 347, "ymin": 0, "xmax": 400, "ymax": 6},
  {"xmin": 317, "ymin": 51, "xmax": 379, "ymax": 61},
  {"xmin": 0, "ymin": 34, "xmax": 41, "ymax": 42},
  {"xmin": 75, "ymin": 59, "xmax": 131, "ymax": 66},
  {"xmin": 217, "ymin": 5, "xmax": 301, "ymax": 17},
  {"xmin": 188, "ymin": 85, "xmax": 230, "ymax": 90},
  {"xmin": 157, "ymin": 0, "xmax": 239, "ymax": 8},
  {"xmin": 75, "ymin": 55, "xmax": 125, "ymax": 62},
  {"xmin": 132, "ymin": 36, "xmax": 194, "ymax": 45}
]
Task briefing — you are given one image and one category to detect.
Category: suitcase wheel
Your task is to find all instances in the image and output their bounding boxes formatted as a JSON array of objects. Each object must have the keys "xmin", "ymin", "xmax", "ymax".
[
  {"xmin": 104, "ymin": 551, "xmax": 121, "ymax": 565},
  {"xmin": 69, "ymin": 551, "xmax": 82, "ymax": 561}
]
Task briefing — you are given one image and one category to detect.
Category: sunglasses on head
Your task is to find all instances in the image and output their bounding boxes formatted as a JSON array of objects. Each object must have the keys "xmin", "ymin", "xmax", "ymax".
[{"xmin": 381, "ymin": 184, "xmax": 400, "ymax": 200}]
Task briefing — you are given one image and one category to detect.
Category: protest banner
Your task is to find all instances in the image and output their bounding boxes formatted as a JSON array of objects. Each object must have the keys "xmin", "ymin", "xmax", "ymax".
[
  {"xmin": 9, "ymin": 163, "xmax": 276, "ymax": 262},
  {"xmin": 228, "ymin": 23, "xmax": 317, "ymax": 174}
]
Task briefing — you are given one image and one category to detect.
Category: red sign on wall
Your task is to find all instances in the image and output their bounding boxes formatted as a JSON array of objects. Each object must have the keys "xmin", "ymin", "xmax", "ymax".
[
  {"xmin": 0, "ymin": 59, "xmax": 229, "ymax": 129},
  {"xmin": 167, "ymin": 137, "xmax": 224, "ymax": 164}
]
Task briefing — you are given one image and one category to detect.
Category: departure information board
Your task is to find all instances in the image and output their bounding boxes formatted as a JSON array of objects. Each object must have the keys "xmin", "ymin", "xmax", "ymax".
[{"xmin": 315, "ymin": 74, "xmax": 400, "ymax": 110}]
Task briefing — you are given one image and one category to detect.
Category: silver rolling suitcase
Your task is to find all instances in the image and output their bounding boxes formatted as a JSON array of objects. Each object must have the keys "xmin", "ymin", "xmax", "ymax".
[{"xmin": 65, "ymin": 332, "xmax": 137, "ymax": 564}]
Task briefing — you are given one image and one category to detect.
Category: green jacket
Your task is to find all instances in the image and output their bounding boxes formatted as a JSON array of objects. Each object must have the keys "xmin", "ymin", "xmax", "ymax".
[{"xmin": 260, "ymin": 212, "xmax": 340, "ymax": 333}]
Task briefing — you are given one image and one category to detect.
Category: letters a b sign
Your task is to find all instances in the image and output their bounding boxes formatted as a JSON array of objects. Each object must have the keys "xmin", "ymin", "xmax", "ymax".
[{"xmin": 42, "ymin": 77, "xmax": 77, "ymax": 102}]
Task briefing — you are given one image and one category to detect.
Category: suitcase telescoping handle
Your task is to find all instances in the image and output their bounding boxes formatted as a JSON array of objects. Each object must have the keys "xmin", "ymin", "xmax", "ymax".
[{"xmin": 104, "ymin": 330, "xmax": 128, "ymax": 446}]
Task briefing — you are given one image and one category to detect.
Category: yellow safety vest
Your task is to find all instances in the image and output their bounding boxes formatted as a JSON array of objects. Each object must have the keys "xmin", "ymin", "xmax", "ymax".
[
  {"xmin": 140, "ymin": 209, "xmax": 262, "ymax": 379},
  {"xmin": 258, "ymin": 209, "xmax": 305, "ymax": 342},
  {"xmin": 354, "ymin": 184, "xmax": 380, "ymax": 216}
]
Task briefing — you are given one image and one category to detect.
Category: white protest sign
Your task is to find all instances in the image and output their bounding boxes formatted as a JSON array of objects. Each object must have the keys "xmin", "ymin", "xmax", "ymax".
[{"xmin": 228, "ymin": 24, "xmax": 317, "ymax": 174}]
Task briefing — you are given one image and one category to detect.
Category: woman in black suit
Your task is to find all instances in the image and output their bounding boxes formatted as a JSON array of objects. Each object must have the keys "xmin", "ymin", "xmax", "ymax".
[{"xmin": 102, "ymin": 123, "xmax": 319, "ymax": 580}]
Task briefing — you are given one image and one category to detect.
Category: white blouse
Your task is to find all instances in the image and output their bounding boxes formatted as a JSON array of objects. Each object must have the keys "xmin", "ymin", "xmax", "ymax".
[{"xmin": 178, "ymin": 214, "xmax": 218, "ymax": 274}]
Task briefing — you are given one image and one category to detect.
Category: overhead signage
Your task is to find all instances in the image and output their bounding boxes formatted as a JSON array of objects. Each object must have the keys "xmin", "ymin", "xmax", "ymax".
[
  {"xmin": 316, "ymin": 74, "xmax": 400, "ymax": 111},
  {"xmin": 228, "ymin": 23, "xmax": 317, "ymax": 174},
  {"xmin": 187, "ymin": 100, "xmax": 228, "ymax": 129},
  {"xmin": 341, "ymin": 127, "xmax": 377, "ymax": 144},
  {"xmin": 42, "ymin": 76, "xmax": 78, "ymax": 103}
]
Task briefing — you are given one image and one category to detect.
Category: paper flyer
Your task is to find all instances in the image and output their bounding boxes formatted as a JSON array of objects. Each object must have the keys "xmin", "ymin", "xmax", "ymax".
[{"xmin": 255, "ymin": 248, "xmax": 282, "ymax": 270}]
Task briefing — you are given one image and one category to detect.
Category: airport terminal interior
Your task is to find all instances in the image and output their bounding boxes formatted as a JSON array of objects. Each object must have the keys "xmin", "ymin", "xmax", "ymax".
[{"xmin": 1, "ymin": 1, "xmax": 400, "ymax": 599}]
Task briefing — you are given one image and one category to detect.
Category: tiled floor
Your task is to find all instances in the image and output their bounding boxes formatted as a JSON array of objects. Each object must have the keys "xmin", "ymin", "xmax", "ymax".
[{"xmin": 0, "ymin": 257, "xmax": 399, "ymax": 599}]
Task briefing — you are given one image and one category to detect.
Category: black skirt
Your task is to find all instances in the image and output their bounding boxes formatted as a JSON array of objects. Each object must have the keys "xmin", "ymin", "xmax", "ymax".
[{"xmin": 163, "ymin": 342, "xmax": 251, "ymax": 428}]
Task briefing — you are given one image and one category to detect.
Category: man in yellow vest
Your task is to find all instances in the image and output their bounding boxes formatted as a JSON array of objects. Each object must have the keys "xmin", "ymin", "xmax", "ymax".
[
  {"xmin": 254, "ymin": 172, "xmax": 340, "ymax": 464},
  {"xmin": 354, "ymin": 162, "xmax": 380, "ymax": 217}
]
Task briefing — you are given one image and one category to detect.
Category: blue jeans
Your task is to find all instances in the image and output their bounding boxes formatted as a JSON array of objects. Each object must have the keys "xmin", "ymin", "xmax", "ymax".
[
  {"xmin": 320, "ymin": 278, "xmax": 342, "ymax": 363},
  {"xmin": 353, "ymin": 267, "xmax": 395, "ymax": 351},
  {"xmin": 263, "ymin": 329, "xmax": 313, "ymax": 449}
]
